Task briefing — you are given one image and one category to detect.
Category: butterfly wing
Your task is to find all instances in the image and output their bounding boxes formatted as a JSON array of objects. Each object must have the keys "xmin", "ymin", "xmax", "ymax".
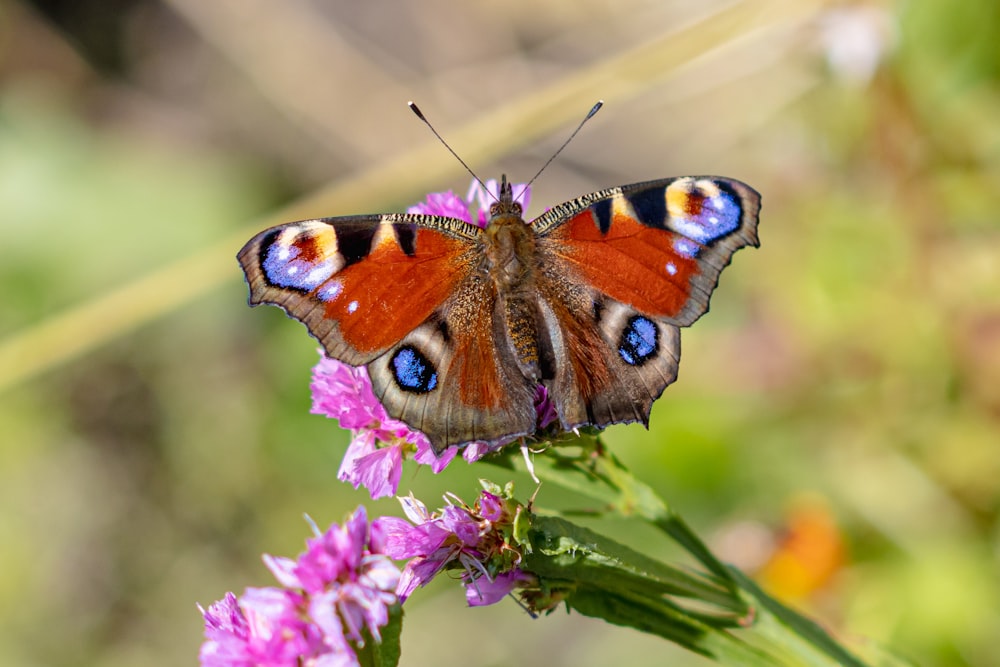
[
  {"xmin": 238, "ymin": 214, "xmax": 537, "ymax": 451},
  {"xmin": 532, "ymin": 176, "xmax": 761, "ymax": 431}
]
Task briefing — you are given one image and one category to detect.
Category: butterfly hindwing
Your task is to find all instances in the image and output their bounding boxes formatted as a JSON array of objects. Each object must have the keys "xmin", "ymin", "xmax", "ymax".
[
  {"xmin": 366, "ymin": 284, "xmax": 538, "ymax": 448},
  {"xmin": 534, "ymin": 258, "xmax": 682, "ymax": 433}
]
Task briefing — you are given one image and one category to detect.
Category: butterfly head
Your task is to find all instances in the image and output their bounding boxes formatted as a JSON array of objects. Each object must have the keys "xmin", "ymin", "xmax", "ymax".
[{"xmin": 488, "ymin": 174, "xmax": 524, "ymax": 223}]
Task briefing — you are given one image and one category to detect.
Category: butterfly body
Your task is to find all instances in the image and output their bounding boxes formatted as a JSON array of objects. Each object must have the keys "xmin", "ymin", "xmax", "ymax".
[{"xmin": 239, "ymin": 175, "xmax": 760, "ymax": 453}]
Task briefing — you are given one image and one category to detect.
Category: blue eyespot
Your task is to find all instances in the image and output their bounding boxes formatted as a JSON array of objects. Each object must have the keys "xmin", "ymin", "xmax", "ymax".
[
  {"xmin": 391, "ymin": 346, "xmax": 438, "ymax": 393},
  {"xmin": 671, "ymin": 189, "xmax": 740, "ymax": 244},
  {"xmin": 618, "ymin": 316, "xmax": 658, "ymax": 366},
  {"xmin": 262, "ymin": 239, "xmax": 334, "ymax": 291}
]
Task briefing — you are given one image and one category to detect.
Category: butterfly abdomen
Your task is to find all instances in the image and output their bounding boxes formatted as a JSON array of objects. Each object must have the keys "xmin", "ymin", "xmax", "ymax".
[
  {"xmin": 483, "ymin": 208, "xmax": 548, "ymax": 385},
  {"xmin": 500, "ymin": 295, "xmax": 542, "ymax": 382}
]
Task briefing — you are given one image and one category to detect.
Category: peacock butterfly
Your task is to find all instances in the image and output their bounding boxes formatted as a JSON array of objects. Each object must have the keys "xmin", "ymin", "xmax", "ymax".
[{"xmin": 239, "ymin": 174, "xmax": 760, "ymax": 453}]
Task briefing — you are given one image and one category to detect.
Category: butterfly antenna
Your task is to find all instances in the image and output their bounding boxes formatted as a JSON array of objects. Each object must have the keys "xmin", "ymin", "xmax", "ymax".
[
  {"xmin": 408, "ymin": 101, "xmax": 492, "ymax": 199},
  {"xmin": 517, "ymin": 100, "xmax": 604, "ymax": 201}
]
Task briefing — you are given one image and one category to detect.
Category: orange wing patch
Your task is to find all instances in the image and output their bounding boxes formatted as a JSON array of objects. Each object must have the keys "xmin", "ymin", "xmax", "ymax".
[
  {"xmin": 453, "ymin": 333, "xmax": 507, "ymax": 409},
  {"xmin": 545, "ymin": 209, "xmax": 701, "ymax": 319},
  {"xmin": 319, "ymin": 226, "xmax": 473, "ymax": 353}
]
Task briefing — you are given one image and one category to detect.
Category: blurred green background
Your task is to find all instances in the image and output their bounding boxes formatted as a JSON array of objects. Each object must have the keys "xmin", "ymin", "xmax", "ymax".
[{"xmin": 1, "ymin": 0, "xmax": 998, "ymax": 665}]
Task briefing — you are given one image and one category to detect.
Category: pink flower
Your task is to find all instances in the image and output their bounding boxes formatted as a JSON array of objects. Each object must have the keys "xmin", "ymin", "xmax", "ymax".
[
  {"xmin": 199, "ymin": 508, "xmax": 400, "ymax": 667},
  {"xmin": 533, "ymin": 385, "xmax": 557, "ymax": 430},
  {"xmin": 199, "ymin": 590, "xmax": 323, "ymax": 667},
  {"xmin": 311, "ymin": 357, "xmax": 458, "ymax": 499},
  {"xmin": 466, "ymin": 570, "xmax": 534, "ymax": 606},
  {"xmin": 406, "ymin": 190, "xmax": 472, "ymax": 222},
  {"xmin": 374, "ymin": 490, "xmax": 533, "ymax": 606}
]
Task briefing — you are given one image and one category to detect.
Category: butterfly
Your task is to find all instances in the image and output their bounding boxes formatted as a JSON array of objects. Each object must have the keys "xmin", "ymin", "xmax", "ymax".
[{"xmin": 239, "ymin": 175, "xmax": 760, "ymax": 454}]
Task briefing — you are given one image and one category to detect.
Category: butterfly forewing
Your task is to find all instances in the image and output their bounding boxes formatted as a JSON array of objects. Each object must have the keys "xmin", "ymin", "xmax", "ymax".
[
  {"xmin": 534, "ymin": 176, "xmax": 760, "ymax": 327},
  {"xmin": 239, "ymin": 214, "xmax": 480, "ymax": 364}
]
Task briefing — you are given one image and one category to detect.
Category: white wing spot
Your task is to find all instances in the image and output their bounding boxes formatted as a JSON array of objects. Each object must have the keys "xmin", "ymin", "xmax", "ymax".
[
  {"xmin": 673, "ymin": 237, "xmax": 700, "ymax": 258},
  {"xmin": 318, "ymin": 280, "xmax": 343, "ymax": 302},
  {"xmin": 347, "ymin": 300, "xmax": 359, "ymax": 314},
  {"xmin": 666, "ymin": 262, "xmax": 678, "ymax": 276},
  {"xmin": 305, "ymin": 264, "xmax": 334, "ymax": 285}
]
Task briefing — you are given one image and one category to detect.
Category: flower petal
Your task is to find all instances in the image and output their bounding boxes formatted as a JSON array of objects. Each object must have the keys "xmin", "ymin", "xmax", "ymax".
[
  {"xmin": 262, "ymin": 555, "xmax": 301, "ymax": 589},
  {"xmin": 407, "ymin": 190, "xmax": 472, "ymax": 222},
  {"xmin": 465, "ymin": 570, "xmax": 530, "ymax": 607},
  {"xmin": 352, "ymin": 446, "xmax": 404, "ymax": 500}
]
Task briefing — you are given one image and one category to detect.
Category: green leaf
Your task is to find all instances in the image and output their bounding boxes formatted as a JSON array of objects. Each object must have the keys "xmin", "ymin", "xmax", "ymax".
[
  {"xmin": 525, "ymin": 514, "xmax": 744, "ymax": 617},
  {"xmin": 512, "ymin": 504, "xmax": 533, "ymax": 554}
]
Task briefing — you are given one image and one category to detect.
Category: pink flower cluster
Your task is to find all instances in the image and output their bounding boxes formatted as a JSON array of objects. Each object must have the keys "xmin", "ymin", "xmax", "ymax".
[
  {"xmin": 375, "ymin": 489, "xmax": 534, "ymax": 606},
  {"xmin": 199, "ymin": 507, "xmax": 400, "ymax": 667}
]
